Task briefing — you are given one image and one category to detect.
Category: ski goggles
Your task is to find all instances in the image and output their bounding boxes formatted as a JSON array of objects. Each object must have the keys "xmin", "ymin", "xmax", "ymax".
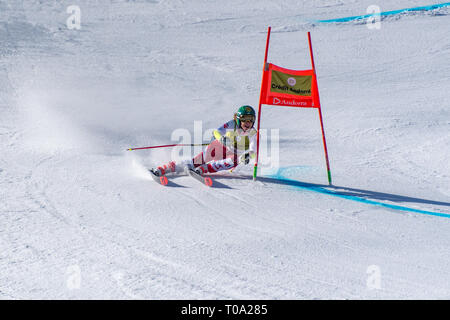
[{"xmin": 239, "ymin": 115, "xmax": 255, "ymax": 123}]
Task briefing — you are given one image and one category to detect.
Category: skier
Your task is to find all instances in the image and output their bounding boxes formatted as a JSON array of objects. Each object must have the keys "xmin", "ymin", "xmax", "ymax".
[{"xmin": 153, "ymin": 105, "xmax": 258, "ymax": 176}]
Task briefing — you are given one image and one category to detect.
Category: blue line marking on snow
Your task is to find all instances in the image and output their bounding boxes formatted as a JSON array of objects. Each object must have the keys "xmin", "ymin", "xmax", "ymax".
[
  {"xmin": 265, "ymin": 168, "xmax": 450, "ymax": 219},
  {"xmin": 317, "ymin": 2, "xmax": 450, "ymax": 23}
]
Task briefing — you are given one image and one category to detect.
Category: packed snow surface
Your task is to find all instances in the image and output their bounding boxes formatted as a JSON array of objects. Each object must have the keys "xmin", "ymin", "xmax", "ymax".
[{"xmin": 1, "ymin": 0, "xmax": 449, "ymax": 299}]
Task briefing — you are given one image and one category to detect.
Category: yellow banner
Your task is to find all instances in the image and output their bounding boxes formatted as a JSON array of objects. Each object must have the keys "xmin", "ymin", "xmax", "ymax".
[{"xmin": 270, "ymin": 70, "xmax": 312, "ymax": 97}]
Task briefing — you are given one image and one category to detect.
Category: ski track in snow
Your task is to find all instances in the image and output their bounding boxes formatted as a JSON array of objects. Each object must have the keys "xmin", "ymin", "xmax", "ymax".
[{"xmin": 1, "ymin": 0, "xmax": 450, "ymax": 299}]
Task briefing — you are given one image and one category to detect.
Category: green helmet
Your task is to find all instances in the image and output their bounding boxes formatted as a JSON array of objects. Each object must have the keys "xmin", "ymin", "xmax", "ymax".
[{"xmin": 236, "ymin": 105, "xmax": 256, "ymax": 128}]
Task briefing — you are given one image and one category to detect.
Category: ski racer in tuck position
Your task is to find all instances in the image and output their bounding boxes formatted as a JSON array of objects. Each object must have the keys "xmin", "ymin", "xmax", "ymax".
[{"xmin": 153, "ymin": 105, "xmax": 258, "ymax": 176}]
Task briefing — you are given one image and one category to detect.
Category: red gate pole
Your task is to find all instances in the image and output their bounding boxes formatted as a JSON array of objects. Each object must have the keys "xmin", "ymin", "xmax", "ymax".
[
  {"xmin": 308, "ymin": 32, "xmax": 332, "ymax": 185},
  {"xmin": 253, "ymin": 26, "xmax": 271, "ymax": 181}
]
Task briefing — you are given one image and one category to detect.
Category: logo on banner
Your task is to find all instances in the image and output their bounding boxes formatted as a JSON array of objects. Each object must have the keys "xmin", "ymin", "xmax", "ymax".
[
  {"xmin": 271, "ymin": 97, "xmax": 310, "ymax": 107},
  {"xmin": 287, "ymin": 77, "xmax": 296, "ymax": 86}
]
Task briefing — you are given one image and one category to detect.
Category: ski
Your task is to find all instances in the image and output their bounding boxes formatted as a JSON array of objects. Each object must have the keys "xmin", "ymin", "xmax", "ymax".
[
  {"xmin": 149, "ymin": 167, "xmax": 213, "ymax": 187},
  {"xmin": 148, "ymin": 169, "xmax": 169, "ymax": 186},
  {"xmin": 187, "ymin": 169, "xmax": 213, "ymax": 187}
]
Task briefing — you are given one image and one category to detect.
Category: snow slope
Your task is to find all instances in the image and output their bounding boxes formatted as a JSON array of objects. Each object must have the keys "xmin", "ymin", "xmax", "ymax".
[{"xmin": 1, "ymin": 0, "xmax": 449, "ymax": 299}]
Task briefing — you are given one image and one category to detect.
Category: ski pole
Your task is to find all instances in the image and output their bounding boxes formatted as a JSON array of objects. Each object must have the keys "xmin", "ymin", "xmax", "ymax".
[{"xmin": 127, "ymin": 143, "xmax": 209, "ymax": 151}]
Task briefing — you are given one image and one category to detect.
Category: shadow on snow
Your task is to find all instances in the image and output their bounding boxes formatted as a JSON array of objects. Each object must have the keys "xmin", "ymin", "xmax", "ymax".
[{"xmin": 212, "ymin": 174, "xmax": 450, "ymax": 210}]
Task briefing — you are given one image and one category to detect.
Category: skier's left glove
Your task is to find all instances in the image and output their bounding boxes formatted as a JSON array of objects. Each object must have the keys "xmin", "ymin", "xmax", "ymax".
[{"xmin": 239, "ymin": 153, "xmax": 250, "ymax": 165}]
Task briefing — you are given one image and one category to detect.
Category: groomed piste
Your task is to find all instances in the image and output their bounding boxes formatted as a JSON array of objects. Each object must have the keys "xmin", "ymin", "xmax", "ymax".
[{"xmin": 1, "ymin": 0, "xmax": 449, "ymax": 299}]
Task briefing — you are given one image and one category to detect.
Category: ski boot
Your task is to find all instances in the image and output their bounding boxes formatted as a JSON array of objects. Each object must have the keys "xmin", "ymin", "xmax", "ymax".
[
  {"xmin": 152, "ymin": 161, "xmax": 176, "ymax": 177},
  {"xmin": 194, "ymin": 164, "xmax": 208, "ymax": 175},
  {"xmin": 154, "ymin": 160, "xmax": 196, "ymax": 176}
]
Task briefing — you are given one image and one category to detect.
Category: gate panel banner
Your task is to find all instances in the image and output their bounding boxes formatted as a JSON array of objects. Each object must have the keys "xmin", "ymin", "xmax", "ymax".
[{"xmin": 261, "ymin": 63, "xmax": 319, "ymax": 108}]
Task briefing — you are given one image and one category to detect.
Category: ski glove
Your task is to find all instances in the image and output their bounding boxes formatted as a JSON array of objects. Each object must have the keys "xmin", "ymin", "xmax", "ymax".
[{"xmin": 239, "ymin": 153, "xmax": 250, "ymax": 165}]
